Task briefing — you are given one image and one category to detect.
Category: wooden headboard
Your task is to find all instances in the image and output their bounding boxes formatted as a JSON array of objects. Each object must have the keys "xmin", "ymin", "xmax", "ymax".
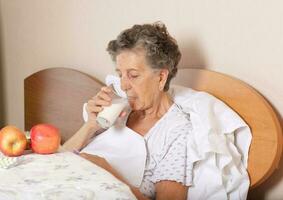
[
  {"xmin": 24, "ymin": 68, "xmax": 104, "ymax": 143},
  {"xmin": 24, "ymin": 67, "xmax": 282, "ymax": 189}
]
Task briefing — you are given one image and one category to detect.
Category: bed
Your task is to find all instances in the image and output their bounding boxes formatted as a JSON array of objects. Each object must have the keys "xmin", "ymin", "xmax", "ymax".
[{"xmin": 24, "ymin": 67, "xmax": 282, "ymax": 189}]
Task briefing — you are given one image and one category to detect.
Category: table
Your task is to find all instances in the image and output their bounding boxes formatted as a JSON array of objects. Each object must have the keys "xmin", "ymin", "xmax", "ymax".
[{"xmin": 0, "ymin": 152, "xmax": 137, "ymax": 200}]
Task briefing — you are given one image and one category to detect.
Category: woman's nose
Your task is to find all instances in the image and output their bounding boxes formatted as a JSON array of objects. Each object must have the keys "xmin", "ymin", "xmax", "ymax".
[{"xmin": 120, "ymin": 76, "xmax": 131, "ymax": 91}]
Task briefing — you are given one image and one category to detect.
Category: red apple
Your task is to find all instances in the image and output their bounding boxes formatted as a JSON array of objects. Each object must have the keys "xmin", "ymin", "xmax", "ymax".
[
  {"xmin": 0, "ymin": 126, "xmax": 27, "ymax": 157},
  {"xmin": 30, "ymin": 124, "xmax": 61, "ymax": 154}
]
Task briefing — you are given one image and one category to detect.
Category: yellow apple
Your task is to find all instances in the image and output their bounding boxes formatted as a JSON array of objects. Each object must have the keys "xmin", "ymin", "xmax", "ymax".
[{"xmin": 0, "ymin": 126, "xmax": 27, "ymax": 157}]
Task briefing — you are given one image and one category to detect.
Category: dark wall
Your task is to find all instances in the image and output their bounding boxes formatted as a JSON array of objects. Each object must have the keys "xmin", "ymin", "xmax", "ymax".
[
  {"xmin": 0, "ymin": 4, "xmax": 5, "ymax": 128},
  {"xmin": 0, "ymin": 61, "xmax": 4, "ymax": 128}
]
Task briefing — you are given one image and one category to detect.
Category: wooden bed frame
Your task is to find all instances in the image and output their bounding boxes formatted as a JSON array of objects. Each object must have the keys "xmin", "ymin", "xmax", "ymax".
[{"xmin": 24, "ymin": 67, "xmax": 282, "ymax": 189}]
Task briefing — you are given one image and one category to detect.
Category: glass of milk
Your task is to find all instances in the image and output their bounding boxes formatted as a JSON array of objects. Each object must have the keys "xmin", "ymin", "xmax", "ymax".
[{"xmin": 96, "ymin": 85, "xmax": 128, "ymax": 129}]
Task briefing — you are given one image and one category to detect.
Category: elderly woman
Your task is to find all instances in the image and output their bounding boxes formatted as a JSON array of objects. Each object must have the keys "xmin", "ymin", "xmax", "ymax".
[{"xmin": 63, "ymin": 22, "xmax": 192, "ymax": 200}]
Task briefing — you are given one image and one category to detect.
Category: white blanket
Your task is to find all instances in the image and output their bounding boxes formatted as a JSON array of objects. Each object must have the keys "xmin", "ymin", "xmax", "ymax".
[
  {"xmin": 83, "ymin": 75, "xmax": 252, "ymax": 200},
  {"xmin": 170, "ymin": 85, "xmax": 251, "ymax": 200}
]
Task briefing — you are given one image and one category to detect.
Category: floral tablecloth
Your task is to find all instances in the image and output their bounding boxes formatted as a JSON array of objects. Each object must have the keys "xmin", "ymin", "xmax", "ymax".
[{"xmin": 0, "ymin": 152, "xmax": 137, "ymax": 200}]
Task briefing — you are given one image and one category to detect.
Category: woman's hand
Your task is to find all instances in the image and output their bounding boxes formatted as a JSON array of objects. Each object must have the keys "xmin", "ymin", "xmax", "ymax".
[
  {"xmin": 79, "ymin": 153, "xmax": 112, "ymax": 171},
  {"xmin": 86, "ymin": 86, "xmax": 114, "ymax": 128},
  {"xmin": 79, "ymin": 153, "xmax": 131, "ymax": 184},
  {"xmin": 86, "ymin": 86, "xmax": 127, "ymax": 128}
]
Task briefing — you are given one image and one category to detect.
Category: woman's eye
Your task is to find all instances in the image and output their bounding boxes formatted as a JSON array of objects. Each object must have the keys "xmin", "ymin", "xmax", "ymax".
[{"xmin": 128, "ymin": 74, "xmax": 139, "ymax": 79}]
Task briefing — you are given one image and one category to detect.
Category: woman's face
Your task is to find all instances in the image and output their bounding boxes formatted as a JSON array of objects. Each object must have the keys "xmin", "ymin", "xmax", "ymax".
[{"xmin": 115, "ymin": 50, "xmax": 165, "ymax": 111}]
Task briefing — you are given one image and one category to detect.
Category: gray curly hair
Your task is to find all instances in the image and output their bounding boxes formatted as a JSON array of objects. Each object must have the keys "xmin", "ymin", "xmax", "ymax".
[{"xmin": 106, "ymin": 22, "xmax": 181, "ymax": 91}]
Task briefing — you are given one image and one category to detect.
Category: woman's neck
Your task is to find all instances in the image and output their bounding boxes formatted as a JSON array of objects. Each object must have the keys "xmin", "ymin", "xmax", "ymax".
[{"xmin": 139, "ymin": 92, "xmax": 173, "ymax": 120}]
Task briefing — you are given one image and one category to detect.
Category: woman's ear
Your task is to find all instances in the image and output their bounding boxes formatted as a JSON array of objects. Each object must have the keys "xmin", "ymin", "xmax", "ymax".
[{"xmin": 158, "ymin": 69, "xmax": 169, "ymax": 91}]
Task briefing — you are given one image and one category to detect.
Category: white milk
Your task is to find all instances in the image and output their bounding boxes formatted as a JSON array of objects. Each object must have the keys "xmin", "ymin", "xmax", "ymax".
[{"xmin": 96, "ymin": 98, "xmax": 128, "ymax": 129}]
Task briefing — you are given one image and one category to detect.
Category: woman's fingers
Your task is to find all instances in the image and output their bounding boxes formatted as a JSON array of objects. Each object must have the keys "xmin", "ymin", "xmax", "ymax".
[
  {"xmin": 119, "ymin": 110, "xmax": 127, "ymax": 117},
  {"xmin": 95, "ymin": 90, "xmax": 112, "ymax": 102},
  {"xmin": 97, "ymin": 87, "xmax": 113, "ymax": 99},
  {"xmin": 101, "ymin": 86, "xmax": 113, "ymax": 93},
  {"xmin": 94, "ymin": 98, "xmax": 111, "ymax": 107},
  {"xmin": 86, "ymin": 86, "xmax": 114, "ymax": 116},
  {"xmin": 86, "ymin": 104, "xmax": 103, "ymax": 113},
  {"xmin": 87, "ymin": 97, "xmax": 111, "ymax": 113},
  {"xmin": 79, "ymin": 153, "xmax": 111, "ymax": 171},
  {"xmin": 92, "ymin": 86, "xmax": 113, "ymax": 104}
]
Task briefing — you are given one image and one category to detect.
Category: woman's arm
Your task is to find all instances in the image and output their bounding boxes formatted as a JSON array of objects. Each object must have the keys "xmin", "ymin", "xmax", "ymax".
[
  {"xmin": 62, "ymin": 122, "xmax": 101, "ymax": 151},
  {"xmin": 79, "ymin": 154, "xmax": 188, "ymax": 200},
  {"xmin": 130, "ymin": 187, "xmax": 150, "ymax": 200},
  {"xmin": 155, "ymin": 181, "xmax": 188, "ymax": 200},
  {"xmin": 130, "ymin": 179, "xmax": 188, "ymax": 200},
  {"xmin": 63, "ymin": 86, "xmax": 114, "ymax": 151}
]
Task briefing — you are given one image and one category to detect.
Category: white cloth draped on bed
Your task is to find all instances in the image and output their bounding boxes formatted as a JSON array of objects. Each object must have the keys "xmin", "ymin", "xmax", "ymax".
[
  {"xmin": 82, "ymin": 75, "xmax": 252, "ymax": 200},
  {"xmin": 170, "ymin": 85, "xmax": 251, "ymax": 200}
]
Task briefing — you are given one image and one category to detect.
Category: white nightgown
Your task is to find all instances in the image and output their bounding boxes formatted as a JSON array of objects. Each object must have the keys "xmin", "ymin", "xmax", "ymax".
[{"xmin": 81, "ymin": 103, "xmax": 193, "ymax": 199}]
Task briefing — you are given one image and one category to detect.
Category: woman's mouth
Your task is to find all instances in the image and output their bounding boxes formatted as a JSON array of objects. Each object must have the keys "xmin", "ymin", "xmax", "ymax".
[{"xmin": 127, "ymin": 96, "xmax": 136, "ymax": 100}]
